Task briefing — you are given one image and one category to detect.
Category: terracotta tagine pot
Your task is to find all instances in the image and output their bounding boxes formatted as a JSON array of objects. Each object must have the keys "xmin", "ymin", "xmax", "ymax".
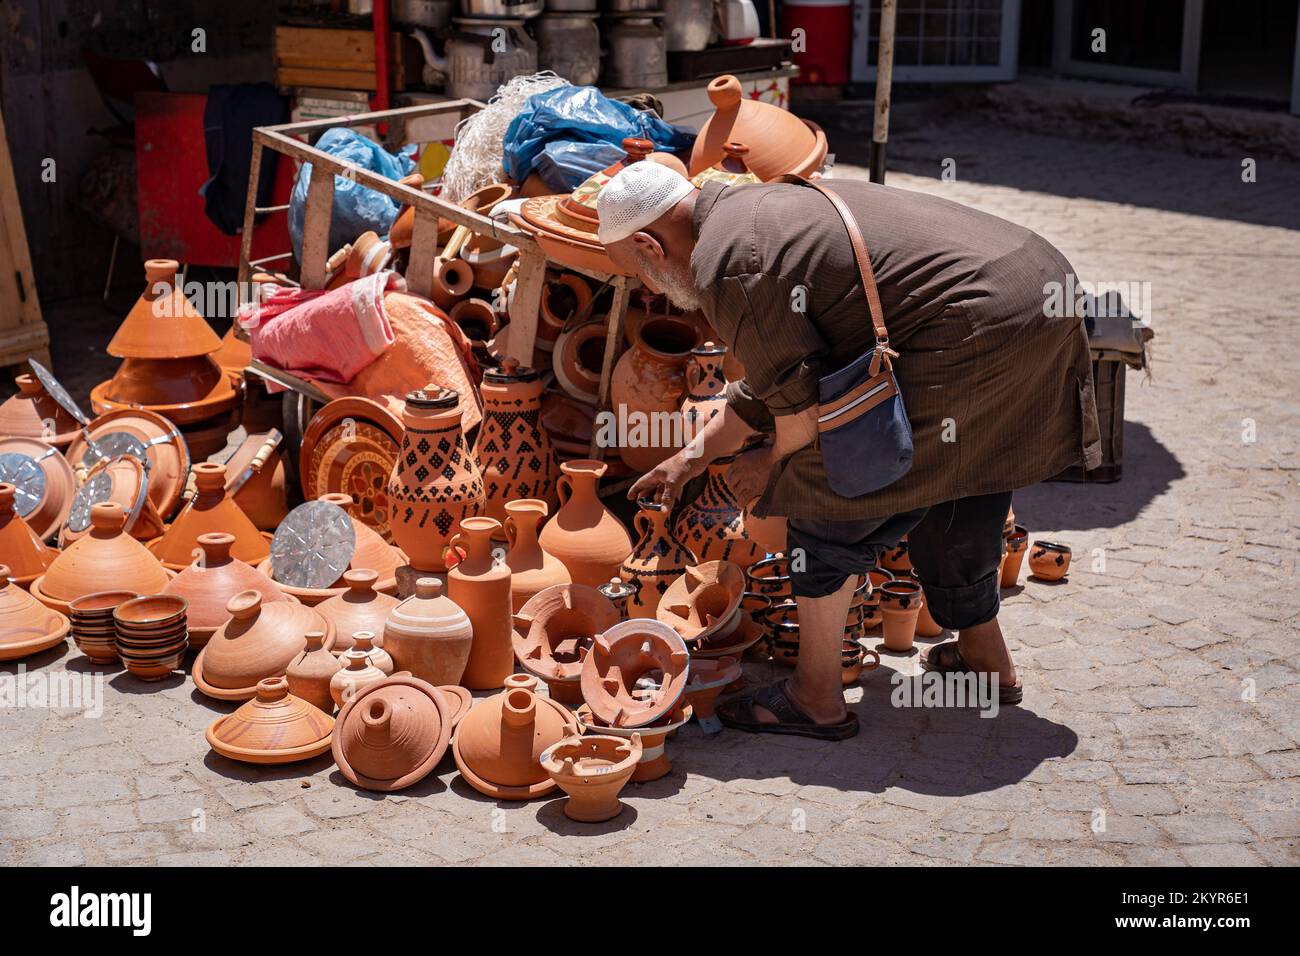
[
  {"xmin": 387, "ymin": 388, "xmax": 485, "ymax": 574},
  {"xmin": 205, "ymin": 676, "xmax": 335, "ymax": 765},
  {"xmin": 581, "ymin": 618, "xmax": 691, "ymax": 729},
  {"xmin": 0, "ymin": 374, "xmax": 80, "ymax": 448},
  {"xmin": 622, "ymin": 498, "xmax": 697, "ymax": 620},
  {"xmin": 879, "ymin": 579, "xmax": 923, "ymax": 653},
  {"xmin": 314, "ymin": 569, "xmax": 399, "ymax": 656},
  {"xmin": 162, "ymin": 531, "xmax": 291, "ymax": 648},
  {"xmin": 192, "ymin": 590, "xmax": 335, "ymax": 701},
  {"xmin": 333, "ymin": 674, "xmax": 454, "ymax": 792},
  {"xmin": 1028, "ymin": 540, "xmax": 1071, "ymax": 581},
  {"xmin": 1001, "ymin": 525, "xmax": 1029, "ymax": 587},
  {"xmin": 682, "ymin": 655, "xmax": 742, "ymax": 734},
  {"xmin": 149, "ymin": 463, "xmax": 270, "ymax": 570},
  {"xmin": 539, "ymin": 459, "xmax": 633, "ymax": 588},
  {"xmin": 447, "ymin": 516, "xmax": 514, "ymax": 690},
  {"xmin": 453, "ymin": 673, "xmax": 581, "ymax": 800},
  {"xmin": 511, "ymin": 583, "xmax": 615, "ymax": 705},
  {"xmin": 475, "ymin": 359, "xmax": 559, "ymax": 524},
  {"xmin": 351, "ymin": 630, "xmax": 394, "ymax": 674},
  {"xmin": 331, "ymin": 647, "xmax": 389, "ymax": 709},
  {"xmin": 503, "ymin": 498, "xmax": 570, "ymax": 611},
  {"xmin": 689, "ymin": 74, "xmax": 828, "ymax": 180},
  {"xmin": 0, "ymin": 436, "xmax": 76, "ymax": 541},
  {"xmin": 673, "ymin": 456, "xmax": 764, "ymax": 569},
  {"xmin": 610, "ymin": 314, "xmax": 703, "ymax": 472},
  {"xmin": 881, "ymin": 537, "xmax": 912, "ymax": 573},
  {"xmin": 286, "ymin": 629, "xmax": 339, "ymax": 714},
  {"xmin": 679, "ymin": 342, "xmax": 729, "ymax": 440},
  {"xmin": 30, "ymin": 503, "xmax": 169, "ymax": 614},
  {"xmin": 0, "ymin": 482, "xmax": 57, "ymax": 588},
  {"xmin": 383, "ymin": 577, "xmax": 473, "ymax": 686},
  {"xmin": 68, "ymin": 589, "xmax": 136, "ymax": 664},
  {"xmin": 541, "ymin": 733, "xmax": 642, "ymax": 823},
  {"xmin": 0, "ymin": 565, "xmax": 71, "ymax": 661},
  {"xmin": 575, "ymin": 700, "xmax": 693, "ymax": 783}
]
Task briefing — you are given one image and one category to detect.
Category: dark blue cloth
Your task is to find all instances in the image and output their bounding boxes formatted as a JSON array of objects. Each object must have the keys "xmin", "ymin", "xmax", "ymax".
[{"xmin": 200, "ymin": 83, "xmax": 288, "ymax": 235}]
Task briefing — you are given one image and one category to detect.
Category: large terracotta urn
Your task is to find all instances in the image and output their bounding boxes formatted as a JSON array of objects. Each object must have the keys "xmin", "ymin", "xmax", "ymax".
[
  {"xmin": 387, "ymin": 388, "xmax": 485, "ymax": 573},
  {"xmin": 162, "ymin": 531, "xmax": 290, "ymax": 647},
  {"xmin": 609, "ymin": 314, "xmax": 702, "ymax": 472},
  {"xmin": 0, "ymin": 482, "xmax": 57, "ymax": 589},
  {"xmin": 448, "ymin": 516, "xmax": 514, "ymax": 690},
  {"xmin": 502, "ymin": 498, "xmax": 569, "ymax": 612},
  {"xmin": 621, "ymin": 498, "xmax": 696, "ymax": 619},
  {"xmin": 539, "ymin": 459, "xmax": 633, "ymax": 588},
  {"xmin": 149, "ymin": 463, "xmax": 270, "ymax": 570},
  {"xmin": 673, "ymin": 456, "xmax": 763, "ymax": 570},
  {"xmin": 30, "ymin": 503, "xmax": 170, "ymax": 614},
  {"xmin": 475, "ymin": 359, "xmax": 558, "ymax": 523},
  {"xmin": 383, "ymin": 577, "xmax": 474, "ymax": 686}
]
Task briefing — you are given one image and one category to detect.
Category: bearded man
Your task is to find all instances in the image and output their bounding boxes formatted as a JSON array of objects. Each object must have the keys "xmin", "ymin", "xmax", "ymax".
[{"xmin": 597, "ymin": 162, "xmax": 1101, "ymax": 740}]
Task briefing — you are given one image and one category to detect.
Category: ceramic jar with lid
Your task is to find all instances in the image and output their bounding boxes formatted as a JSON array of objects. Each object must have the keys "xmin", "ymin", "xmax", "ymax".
[
  {"xmin": 538, "ymin": 459, "xmax": 633, "ymax": 588},
  {"xmin": 383, "ymin": 577, "xmax": 474, "ymax": 686},
  {"xmin": 314, "ymin": 569, "xmax": 400, "ymax": 655},
  {"xmin": 475, "ymin": 360, "xmax": 558, "ymax": 524},
  {"xmin": 286, "ymin": 630, "xmax": 339, "ymax": 714},
  {"xmin": 503, "ymin": 498, "xmax": 570, "ymax": 611},
  {"xmin": 621, "ymin": 498, "xmax": 696, "ymax": 619},
  {"xmin": 30, "ymin": 503, "xmax": 170, "ymax": 614},
  {"xmin": 448, "ymin": 516, "xmax": 514, "ymax": 690},
  {"xmin": 162, "ymin": 531, "xmax": 289, "ymax": 647},
  {"xmin": 387, "ymin": 388, "xmax": 485, "ymax": 574}
]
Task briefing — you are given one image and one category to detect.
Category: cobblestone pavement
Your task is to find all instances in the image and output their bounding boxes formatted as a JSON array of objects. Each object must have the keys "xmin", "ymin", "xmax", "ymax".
[{"xmin": 3, "ymin": 113, "xmax": 1298, "ymax": 867}]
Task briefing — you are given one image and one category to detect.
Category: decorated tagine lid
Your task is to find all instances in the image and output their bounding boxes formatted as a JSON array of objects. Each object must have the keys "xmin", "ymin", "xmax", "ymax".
[
  {"xmin": 30, "ymin": 503, "xmax": 170, "ymax": 613},
  {"xmin": 452, "ymin": 673, "xmax": 580, "ymax": 800},
  {"xmin": 512, "ymin": 583, "xmax": 616, "ymax": 688},
  {"xmin": 580, "ymin": 617, "xmax": 691, "ymax": 729},
  {"xmin": 65, "ymin": 407, "xmax": 191, "ymax": 520},
  {"xmin": 162, "ymin": 532, "xmax": 291, "ymax": 644},
  {"xmin": 314, "ymin": 569, "xmax": 400, "ymax": 656},
  {"xmin": 193, "ymin": 590, "xmax": 335, "ymax": 701},
  {"xmin": 656, "ymin": 560, "xmax": 745, "ymax": 643},
  {"xmin": 149, "ymin": 463, "xmax": 270, "ymax": 570},
  {"xmin": 689, "ymin": 74, "xmax": 828, "ymax": 181},
  {"xmin": 0, "ymin": 374, "xmax": 80, "ymax": 448},
  {"xmin": 0, "ymin": 565, "xmax": 71, "ymax": 661},
  {"xmin": 332, "ymin": 674, "xmax": 454, "ymax": 792},
  {"xmin": 0, "ymin": 482, "xmax": 57, "ymax": 588},
  {"xmin": 690, "ymin": 142, "xmax": 761, "ymax": 189},
  {"xmin": 205, "ymin": 677, "xmax": 335, "ymax": 765}
]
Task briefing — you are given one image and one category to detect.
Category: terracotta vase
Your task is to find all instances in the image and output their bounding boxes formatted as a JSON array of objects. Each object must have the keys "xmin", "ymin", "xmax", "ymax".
[
  {"xmin": 0, "ymin": 565, "xmax": 71, "ymax": 661},
  {"xmin": 447, "ymin": 516, "xmax": 514, "ymax": 690},
  {"xmin": 610, "ymin": 314, "xmax": 702, "ymax": 472},
  {"xmin": 741, "ymin": 497, "xmax": 786, "ymax": 556},
  {"xmin": 286, "ymin": 630, "xmax": 339, "ymax": 714},
  {"xmin": 881, "ymin": 537, "xmax": 912, "ymax": 573},
  {"xmin": 539, "ymin": 460, "xmax": 633, "ymax": 588},
  {"xmin": 575, "ymin": 700, "xmax": 692, "ymax": 783},
  {"xmin": 162, "ymin": 532, "xmax": 289, "ymax": 647},
  {"xmin": 689, "ymin": 73, "xmax": 828, "ymax": 180},
  {"xmin": 0, "ymin": 482, "xmax": 57, "ymax": 588},
  {"xmin": 350, "ymin": 630, "xmax": 394, "ymax": 674},
  {"xmin": 205, "ymin": 677, "xmax": 335, "ymax": 765},
  {"xmin": 0, "ymin": 374, "xmax": 80, "ymax": 448},
  {"xmin": 475, "ymin": 360, "xmax": 559, "ymax": 524},
  {"xmin": 331, "ymin": 648, "xmax": 388, "ymax": 708},
  {"xmin": 333, "ymin": 674, "xmax": 454, "ymax": 792},
  {"xmin": 682, "ymin": 656, "xmax": 742, "ymax": 735},
  {"xmin": 879, "ymin": 580, "xmax": 923, "ymax": 652},
  {"xmin": 30, "ymin": 503, "xmax": 169, "ymax": 614},
  {"xmin": 679, "ymin": 342, "xmax": 728, "ymax": 441},
  {"xmin": 1001, "ymin": 525, "xmax": 1029, "ymax": 587},
  {"xmin": 511, "ymin": 583, "xmax": 615, "ymax": 705},
  {"xmin": 1028, "ymin": 541, "xmax": 1071, "ymax": 581},
  {"xmin": 673, "ymin": 457, "xmax": 764, "ymax": 569},
  {"xmin": 383, "ymin": 577, "xmax": 473, "ymax": 686},
  {"xmin": 503, "ymin": 499, "xmax": 570, "ymax": 611},
  {"xmin": 580, "ymin": 618, "xmax": 691, "ymax": 729},
  {"xmin": 314, "ymin": 569, "xmax": 400, "ymax": 655},
  {"xmin": 387, "ymin": 388, "xmax": 485, "ymax": 573},
  {"xmin": 193, "ymin": 590, "xmax": 335, "ymax": 701},
  {"xmin": 452, "ymin": 674, "xmax": 580, "ymax": 800},
  {"xmin": 540, "ymin": 734, "xmax": 642, "ymax": 823},
  {"xmin": 149, "ymin": 463, "xmax": 269, "ymax": 570},
  {"xmin": 621, "ymin": 499, "xmax": 696, "ymax": 620}
]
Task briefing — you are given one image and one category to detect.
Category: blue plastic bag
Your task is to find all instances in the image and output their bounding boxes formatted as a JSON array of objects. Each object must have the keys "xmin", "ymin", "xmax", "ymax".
[
  {"xmin": 288, "ymin": 128, "xmax": 416, "ymax": 262},
  {"xmin": 535, "ymin": 141, "xmax": 628, "ymax": 193},
  {"xmin": 502, "ymin": 86, "xmax": 695, "ymax": 183}
]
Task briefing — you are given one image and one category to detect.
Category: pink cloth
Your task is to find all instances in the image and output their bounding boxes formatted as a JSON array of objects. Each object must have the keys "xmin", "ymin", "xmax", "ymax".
[{"xmin": 238, "ymin": 271, "xmax": 402, "ymax": 384}]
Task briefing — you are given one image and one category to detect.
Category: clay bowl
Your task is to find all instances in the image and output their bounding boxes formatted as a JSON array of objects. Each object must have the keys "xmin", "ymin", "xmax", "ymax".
[
  {"xmin": 120, "ymin": 649, "xmax": 186, "ymax": 681},
  {"xmin": 540, "ymin": 734, "xmax": 642, "ymax": 823},
  {"xmin": 745, "ymin": 555, "xmax": 791, "ymax": 601},
  {"xmin": 113, "ymin": 594, "xmax": 187, "ymax": 630},
  {"xmin": 1028, "ymin": 541, "xmax": 1071, "ymax": 581}
]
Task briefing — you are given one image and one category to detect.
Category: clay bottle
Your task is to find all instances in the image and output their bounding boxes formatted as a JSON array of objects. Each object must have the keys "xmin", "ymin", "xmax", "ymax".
[
  {"xmin": 448, "ymin": 516, "xmax": 514, "ymax": 690},
  {"xmin": 679, "ymin": 342, "xmax": 729, "ymax": 442},
  {"xmin": 286, "ymin": 630, "xmax": 340, "ymax": 714},
  {"xmin": 383, "ymin": 578, "xmax": 474, "ymax": 686},
  {"xmin": 330, "ymin": 648, "xmax": 388, "ymax": 708},
  {"xmin": 351, "ymin": 630, "xmax": 394, "ymax": 674},
  {"xmin": 621, "ymin": 499, "xmax": 696, "ymax": 619},
  {"xmin": 503, "ymin": 498, "xmax": 570, "ymax": 612},
  {"xmin": 539, "ymin": 460, "xmax": 633, "ymax": 588}
]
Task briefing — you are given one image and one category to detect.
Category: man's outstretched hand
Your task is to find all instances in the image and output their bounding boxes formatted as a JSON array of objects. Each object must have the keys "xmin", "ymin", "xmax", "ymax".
[{"xmin": 627, "ymin": 450, "xmax": 707, "ymax": 509}]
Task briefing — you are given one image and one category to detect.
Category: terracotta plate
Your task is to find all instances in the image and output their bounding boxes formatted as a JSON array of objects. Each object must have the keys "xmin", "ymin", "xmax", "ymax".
[
  {"xmin": 0, "ymin": 607, "xmax": 70, "ymax": 662},
  {"xmin": 66, "ymin": 408, "xmax": 190, "ymax": 519},
  {"xmin": 300, "ymin": 398, "xmax": 404, "ymax": 543}
]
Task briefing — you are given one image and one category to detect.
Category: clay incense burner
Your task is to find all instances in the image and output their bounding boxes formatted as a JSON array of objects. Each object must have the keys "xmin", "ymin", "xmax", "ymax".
[
  {"xmin": 580, "ymin": 618, "xmax": 691, "ymax": 729},
  {"xmin": 511, "ymin": 583, "xmax": 616, "ymax": 706},
  {"xmin": 540, "ymin": 734, "xmax": 642, "ymax": 823}
]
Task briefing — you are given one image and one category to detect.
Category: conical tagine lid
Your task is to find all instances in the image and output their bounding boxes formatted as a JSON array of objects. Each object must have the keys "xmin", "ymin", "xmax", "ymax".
[
  {"xmin": 688, "ymin": 75, "xmax": 827, "ymax": 181},
  {"xmin": 36, "ymin": 503, "xmax": 169, "ymax": 603},
  {"xmin": 0, "ymin": 483, "xmax": 57, "ymax": 585},
  {"xmin": 149, "ymin": 463, "xmax": 269, "ymax": 568},
  {"xmin": 163, "ymin": 532, "xmax": 289, "ymax": 632},
  {"xmin": 205, "ymin": 677, "xmax": 334, "ymax": 764},
  {"xmin": 333, "ymin": 674, "xmax": 452, "ymax": 792},
  {"xmin": 108, "ymin": 259, "xmax": 222, "ymax": 359},
  {"xmin": 194, "ymin": 590, "xmax": 334, "ymax": 696}
]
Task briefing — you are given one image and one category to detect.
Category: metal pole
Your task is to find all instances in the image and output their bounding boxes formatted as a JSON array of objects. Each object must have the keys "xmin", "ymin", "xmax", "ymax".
[{"xmin": 869, "ymin": 0, "xmax": 897, "ymax": 184}]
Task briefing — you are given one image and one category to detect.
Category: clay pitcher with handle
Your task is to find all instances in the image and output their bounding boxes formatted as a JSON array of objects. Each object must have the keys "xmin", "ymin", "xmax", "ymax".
[{"xmin": 538, "ymin": 459, "xmax": 633, "ymax": 588}]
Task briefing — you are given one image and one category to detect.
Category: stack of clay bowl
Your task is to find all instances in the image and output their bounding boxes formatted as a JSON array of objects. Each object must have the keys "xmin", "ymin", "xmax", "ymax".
[
  {"xmin": 0, "ymin": 482, "xmax": 57, "ymax": 589},
  {"xmin": 113, "ymin": 594, "xmax": 188, "ymax": 681},
  {"xmin": 0, "ymin": 565, "xmax": 70, "ymax": 662},
  {"xmin": 206, "ymin": 677, "xmax": 334, "ymax": 766},
  {"xmin": 333, "ymin": 674, "xmax": 455, "ymax": 792},
  {"xmin": 92, "ymin": 260, "xmax": 239, "ymax": 459},
  {"xmin": 68, "ymin": 590, "xmax": 137, "ymax": 664},
  {"xmin": 511, "ymin": 583, "xmax": 616, "ymax": 705},
  {"xmin": 0, "ymin": 373, "xmax": 80, "ymax": 450},
  {"xmin": 163, "ymin": 532, "xmax": 293, "ymax": 649},
  {"xmin": 657, "ymin": 561, "xmax": 758, "ymax": 661}
]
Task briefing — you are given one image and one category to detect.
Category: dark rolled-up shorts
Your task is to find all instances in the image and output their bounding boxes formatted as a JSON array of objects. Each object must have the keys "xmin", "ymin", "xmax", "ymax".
[{"xmin": 786, "ymin": 490, "xmax": 1012, "ymax": 631}]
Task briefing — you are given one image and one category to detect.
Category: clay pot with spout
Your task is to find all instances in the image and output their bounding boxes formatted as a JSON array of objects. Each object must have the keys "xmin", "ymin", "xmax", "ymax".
[
  {"xmin": 383, "ymin": 577, "xmax": 473, "ymax": 686},
  {"xmin": 447, "ymin": 516, "xmax": 514, "ymax": 690},
  {"xmin": 162, "ymin": 531, "xmax": 290, "ymax": 648},
  {"xmin": 879, "ymin": 580, "xmax": 923, "ymax": 653},
  {"xmin": 314, "ymin": 569, "xmax": 399, "ymax": 655},
  {"xmin": 511, "ymin": 583, "xmax": 615, "ymax": 705},
  {"xmin": 610, "ymin": 314, "xmax": 703, "ymax": 473},
  {"xmin": 541, "ymin": 734, "xmax": 642, "ymax": 823},
  {"xmin": 1001, "ymin": 525, "xmax": 1029, "ymax": 587},
  {"xmin": 286, "ymin": 630, "xmax": 340, "ymax": 714},
  {"xmin": 387, "ymin": 388, "xmax": 485, "ymax": 573},
  {"xmin": 149, "ymin": 463, "xmax": 270, "ymax": 570},
  {"xmin": 0, "ymin": 482, "xmax": 57, "ymax": 589},
  {"xmin": 1028, "ymin": 541, "xmax": 1071, "ymax": 581},
  {"xmin": 673, "ymin": 456, "xmax": 764, "ymax": 569},
  {"xmin": 622, "ymin": 498, "xmax": 696, "ymax": 620},
  {"xmin": 476, "ymin": 360, "xmax": 559, "ymax": 525},
  {"xmin": 503, "ymin": 498, "xmax": 570, "ymax": 611},
  {"xmin": 333, "ymin": 674, "xmax": 454, "ymax": 792},
  {"xmin": 331, "ymin": 648, "xmax": 388, "ymax": 708},
  {"xmin": 538, "ymin": 459, "xmax": 633, "ymax": 588}
]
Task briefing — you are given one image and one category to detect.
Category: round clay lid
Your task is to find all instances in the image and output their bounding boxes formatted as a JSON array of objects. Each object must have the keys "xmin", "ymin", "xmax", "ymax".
[
  {"xmin": 404, "ymin": 387, "xmax": 459, "ymax": 410},
  {"xmin": 332, "ymin": 675, "xmax": 452, "ymax": 792},
  {"xmin": 580, "ymin": 617, "xmax": 691, "ymax": 729},
  {"xmin": 482, "ymin": 357, "xmax": 539, "ymax": 384}
]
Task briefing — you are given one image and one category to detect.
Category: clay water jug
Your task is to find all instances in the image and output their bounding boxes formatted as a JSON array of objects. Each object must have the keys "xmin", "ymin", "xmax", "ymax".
[
  {"xmin": 286, "ymin": 630, "xmax": 339, "ymax": 714},
  {"xmin": 539, "ymin": 460, "xmax": 633, "ymax": 588},
  {"xmin": 387, "ymin": 388, "xmax": 485, "ymax": 573},
  {"xmin": 0, "ymin": 482, "xmax": 57, "ymax": 589},
  {"xmin": 679, "ymin": 342, "xmax": 728, "ymax": 441},
  {"xmin": 315, "ymin": 569, "xmax": 400, "ymax": 655},
  {"xmin": 673, "ymin": 456, "xmax": 763, "ymax": 569},
  {"xmin": 475, "ymin": 360, "xmax": 558, "ymax": 523},
  {"xmin": 610, "ymin": 315, "xmax": 702, "ymax": 472},
  {"xmin": 503, "ymin": 498, "xmax": 570, "ymax": 611},
  {"xmin": 621, "ymin": 498, "xmax": 696, "ymax": 619},
  {"xmin": 331, "ymin": 648, "xmax": 388, "ymax": 708},
  {"xmin": 448, "ymin": 516, "xmax": 514, "ymax": 690},
  {"xmin": 150, "ymin": 463, "xmax": 269, "ymax": 570},
  {"xmin": 383, "ymin": 577, "xmax": 474, "ymax": 685}
]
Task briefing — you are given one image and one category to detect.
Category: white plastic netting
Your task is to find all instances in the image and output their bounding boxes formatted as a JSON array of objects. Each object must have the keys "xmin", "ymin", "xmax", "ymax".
[{"xmin": 440, "ymin": 72, "xmax": 571, "ymax": 203}]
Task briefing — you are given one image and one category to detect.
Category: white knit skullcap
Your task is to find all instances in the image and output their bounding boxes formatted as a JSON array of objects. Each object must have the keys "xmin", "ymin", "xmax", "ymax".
[{"xmin": 596, "ymin": 161, "xmax": 695, "ymax": 245}]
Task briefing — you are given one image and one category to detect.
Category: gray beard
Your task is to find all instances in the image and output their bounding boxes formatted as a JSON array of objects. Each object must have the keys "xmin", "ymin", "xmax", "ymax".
[{"xmin": 638, "ymin": 256, "xmax": 702, "ymax": 312}]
